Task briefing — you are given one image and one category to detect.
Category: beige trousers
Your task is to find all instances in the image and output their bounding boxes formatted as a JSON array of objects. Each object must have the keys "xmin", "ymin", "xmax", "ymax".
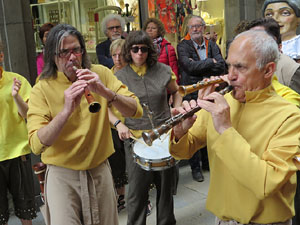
[
  {"xmin": 43, "ymin": 160, "xmax": 118, "ymax": 225},
  {"xmin": 215, "ymin": 217, "xmax": 292, "ymax": 225}
]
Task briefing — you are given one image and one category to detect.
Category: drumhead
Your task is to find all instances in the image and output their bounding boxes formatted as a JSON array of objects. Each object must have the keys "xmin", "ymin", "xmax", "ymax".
[{"xmin": 133, "ymin": 133, "xmax": 171, "ymax": 160}]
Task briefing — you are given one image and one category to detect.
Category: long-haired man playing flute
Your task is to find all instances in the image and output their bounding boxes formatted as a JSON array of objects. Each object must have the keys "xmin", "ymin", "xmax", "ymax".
[{"xmin": 27, "ymin": 24, "xmax": 142, "ymax": 225}]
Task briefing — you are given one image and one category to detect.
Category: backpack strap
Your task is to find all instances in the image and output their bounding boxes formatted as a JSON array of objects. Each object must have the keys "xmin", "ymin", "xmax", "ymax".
[{"xmin": 165, "ymin": 44, "xmax": 169, "ymax": 59}]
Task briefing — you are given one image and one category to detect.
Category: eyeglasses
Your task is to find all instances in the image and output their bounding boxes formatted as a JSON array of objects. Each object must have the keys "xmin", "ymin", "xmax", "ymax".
[
  {"xmin": 107, "ymin": 26, "xmax": 121, "ymax": 31},
  {"xmin": 57, "ymin": 47, "xmax": 83, "ymax": 58},
  {"xmin": 131, "ymin": 46, "xmax": 149, "ymax": 53},
  {"xmin": 188, "ymin": 24, "xmax": 204, "ymax": 30}
]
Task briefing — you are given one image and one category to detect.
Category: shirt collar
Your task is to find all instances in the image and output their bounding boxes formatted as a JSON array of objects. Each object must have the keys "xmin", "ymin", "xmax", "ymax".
[
  {"xmin": 192, "ymin": 39, "xmax": 205, "ymax": 50},
  {"xmin": 130, "ymin": 63, "xmax": 147, "ymax": 76}
]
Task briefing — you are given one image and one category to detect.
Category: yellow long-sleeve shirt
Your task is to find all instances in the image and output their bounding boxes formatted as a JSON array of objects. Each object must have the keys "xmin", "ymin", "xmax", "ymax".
[
  {"xmin": 170, "ymin": 85, "xmax": 300, "ymax": 223},
  {"xmin": 27, "ymin": 64, "xmax": 142, "ymax": 170}
]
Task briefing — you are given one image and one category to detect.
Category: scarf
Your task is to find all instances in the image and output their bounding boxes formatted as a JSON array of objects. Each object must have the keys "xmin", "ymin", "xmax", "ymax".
[{"xmin": 153, "ymin": 36, "xmax": 163, "ymax": 55}]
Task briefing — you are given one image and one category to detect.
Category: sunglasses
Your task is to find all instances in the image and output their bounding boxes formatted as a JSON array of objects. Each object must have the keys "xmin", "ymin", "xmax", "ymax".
[{"xmin": 131, "ymin": 46, "xmax": 149, "ymax": 53}]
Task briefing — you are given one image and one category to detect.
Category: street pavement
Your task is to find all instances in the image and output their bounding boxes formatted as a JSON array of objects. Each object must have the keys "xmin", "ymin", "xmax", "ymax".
[{"xmin": 8, "ymin": 163, "xmax": 215, "ymax": 225}]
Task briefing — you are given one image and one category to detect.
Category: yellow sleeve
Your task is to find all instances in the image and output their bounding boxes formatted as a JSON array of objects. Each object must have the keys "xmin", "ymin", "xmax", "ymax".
[
  {"xmin": 94, "ymin": 64, "xmax": 143, "ymax": 118},
  {"xmin": 169, "ymin": 109, "xmax": 208, "ymax": 159},
  {"xmin": 17, "ymin": 74, "xmax": 32, "ymax": 102},
  {"xmin": 27, "ymin": 82, "xmax": 50, "ymax": 155}
]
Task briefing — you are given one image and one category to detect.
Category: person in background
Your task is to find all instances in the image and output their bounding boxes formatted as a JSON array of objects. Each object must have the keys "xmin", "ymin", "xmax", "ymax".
[
  {"xmin": 177, "ymin": 15, "xmax": 226, "ymax": 182},
  {"xmin": 143, "ymin": 17, "xmax": 179, "ymax": 84},
  {"xmin": 36, "ymin": 22, "xmax": 55, "ymax": 76},
  {"xmin": 170, "ymin": 30, "xmax": 300, "ymax": 225},
  {"xmin": 263, "ymin": 0, "xmax": 300, "ymax": 62},
  {"xmin": 115, "ymin": 30, "xmax": 182, "ymax": 225},
  {"xmin": 96, "ymin": 14, "xmax": 125, "ymax": 69},
  {"xmin": 0, "ymin": 40, "xmax": 37, "ymax": 225},
  {"xmin": 107, "ymin": 38, "xmax": 128, "ymax": 212},
  {"xmin": 27, "ymin": 24, "xmax": 142, "ymax": 225}
]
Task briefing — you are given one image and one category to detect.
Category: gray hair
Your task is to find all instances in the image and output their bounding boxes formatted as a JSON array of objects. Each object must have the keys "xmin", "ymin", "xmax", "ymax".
[
  {"xmin": 41, "ymin": 24, "xmax": 91, "ymax": 79},
  {"xmin": 262, "ymin": 0, "xmax": 300, "ymax": 17},
  {"xmin": 234, "ymin": 30, "xmax": 279, "ymax": 70},
  {"xmin": 101, "ymin": 14, "xmax": 125, "ymax": 36},
  {"xmin": 188, "ymin": 15, "xmax": 206, "ymax": 30}
]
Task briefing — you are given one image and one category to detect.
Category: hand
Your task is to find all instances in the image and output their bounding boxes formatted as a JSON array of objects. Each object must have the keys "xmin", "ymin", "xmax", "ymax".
[
  {"xmin": 116, "ymin": 123, "xmax": 132, "ymax": 141},
  {"xmin": 172, "ymin": 100, "xmax": 197, "ymax": 141},
  {"xmin": 197, "ymin": 92, "xmax": 231, "ymax": 134},
  {"xmin": 12, "ymin": 78, "xmax": 22, "ymax": 97},
  {"xmin": 76, "ymin": 68, "xmax": 106, "ymax": 95},
  {"xmin": 63, "ymin": 80, "xmax": 87, "ymax": 115}
]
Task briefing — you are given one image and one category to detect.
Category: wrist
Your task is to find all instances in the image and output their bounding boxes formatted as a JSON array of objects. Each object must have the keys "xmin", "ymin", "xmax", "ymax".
[
  {"xmin": 108, "ymin": 92, "xmax": 118, "ymax": 107},
  {"xmin": 114, "ymin": 119, "xmax": 121, "ymax": 128}
]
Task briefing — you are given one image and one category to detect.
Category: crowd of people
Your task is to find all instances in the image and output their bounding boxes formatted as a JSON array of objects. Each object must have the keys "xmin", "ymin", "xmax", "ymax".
[{"xmin": 1, "ymin": 0, "xmax": 300, "ymax": 225}]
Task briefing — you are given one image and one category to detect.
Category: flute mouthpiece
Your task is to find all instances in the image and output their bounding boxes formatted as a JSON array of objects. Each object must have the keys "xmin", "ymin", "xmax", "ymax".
[{"xmin": 72, "ymin": 66, "xmax": 78, "ymax": 71}]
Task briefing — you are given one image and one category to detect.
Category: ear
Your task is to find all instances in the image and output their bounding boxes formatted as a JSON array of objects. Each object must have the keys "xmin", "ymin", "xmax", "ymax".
[{"xmin": 264, "ymin": 62, "xmax": 276, "ymax": 79}]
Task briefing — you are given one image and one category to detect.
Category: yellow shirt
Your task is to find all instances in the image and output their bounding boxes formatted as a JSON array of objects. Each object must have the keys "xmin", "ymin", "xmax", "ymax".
[
  {"xmin": 272, "ymin": 75, "xmax": 300, "ymax": 106},
  {"xmin": 0, "ymin": 68, "xmax": 32, "ymax": 161},
  {"xmin": 27, "ymin": 64, "xmax": 142, "ymax": 170},
  {"xmin": 170, "ymin": 85, "xmax": 300, "ymax": 223},
  {"xmin": 129, "ymin": 63, "xmax": 176, "ymax": 138}
]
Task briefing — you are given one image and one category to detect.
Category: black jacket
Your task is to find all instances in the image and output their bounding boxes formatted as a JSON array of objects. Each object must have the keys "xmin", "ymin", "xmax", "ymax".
[
  {"xmin": 96, "ymin": 39, "xmax": 114, "ymax": 69},
  {"xmin": 177, "ymin": 39, "xmax": 226, "ymax": 99}
]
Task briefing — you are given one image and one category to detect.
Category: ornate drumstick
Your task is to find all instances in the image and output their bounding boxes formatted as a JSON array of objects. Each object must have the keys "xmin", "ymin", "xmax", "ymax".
[
  {"xmin": 142, "ymin": 85, "xmax": 233, "ymax": 146},
  {"xmin": 178, "ymin": 77, "xmax": 225, "ymax": 97},
  {"xmin": 72, "ymin": 66, "xmax": 101, "ymax": 113}
]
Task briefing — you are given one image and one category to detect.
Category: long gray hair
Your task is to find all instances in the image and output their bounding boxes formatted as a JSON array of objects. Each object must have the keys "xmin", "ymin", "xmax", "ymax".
[{"xmin": 40, "ymin": 24, "xmax": 91, "ymax": 80}]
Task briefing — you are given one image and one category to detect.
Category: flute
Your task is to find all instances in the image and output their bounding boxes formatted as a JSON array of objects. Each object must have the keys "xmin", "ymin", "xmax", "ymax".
[
  {"xmin": 142, "ymin": 85, "xmax": 233, "ymax": 146},
  {"xmin": 178, "ymin": 77, "xmax": 224, "ymax": 97},
  {"xmin": 72, "ymin": 66, "xmax": 101, "ymax": 113}
]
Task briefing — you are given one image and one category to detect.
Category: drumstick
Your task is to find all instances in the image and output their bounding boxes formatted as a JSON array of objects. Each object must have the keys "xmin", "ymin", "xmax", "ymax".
[
  {"xmin": 160, "ymin": 129, "xmax": 171, "ymax": 143},
  {"xmin": 130, "ymin": 136, "xmax": 148, "ymax": 147}
]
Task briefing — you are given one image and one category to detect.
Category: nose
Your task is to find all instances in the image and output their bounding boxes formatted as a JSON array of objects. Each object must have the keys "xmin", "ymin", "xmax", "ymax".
[
  {"xmin": 227, "ymin": 66, "xmax": 237, "ymax": 81},
  {"xmin": 273, "ymin": 12, "xmax": 280, "ymax": 22}
]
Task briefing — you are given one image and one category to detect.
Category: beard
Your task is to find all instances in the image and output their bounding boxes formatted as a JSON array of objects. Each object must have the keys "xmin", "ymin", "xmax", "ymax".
[{"xmin": 111, "ymin": 35, "xmax": 122, "ymax": 41}]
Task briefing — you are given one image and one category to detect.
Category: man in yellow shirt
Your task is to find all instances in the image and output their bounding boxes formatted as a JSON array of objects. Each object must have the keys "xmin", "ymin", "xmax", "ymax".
[
  {"xmin": 0, "ymin": 41, "xmax": 36, "ymax": 225},
  {"xmin": 27, "ymin": 24, "xmax": 142, "ymax": 225},
  {"xmin": 170, "ymin": 30, "xmax": 300, "ymax": 224}
]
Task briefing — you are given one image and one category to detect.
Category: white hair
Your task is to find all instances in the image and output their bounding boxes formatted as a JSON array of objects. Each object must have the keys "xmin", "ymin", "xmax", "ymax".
[
  {"xmin": 101, "ymin": 14, "xmax": 125, "ymax": 36},
  {"xmin": 235, "ymin": 30, "xmax": 279, "ymax": 70}
]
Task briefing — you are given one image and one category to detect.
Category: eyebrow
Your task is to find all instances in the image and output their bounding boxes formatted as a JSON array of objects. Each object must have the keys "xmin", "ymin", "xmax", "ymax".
[{"xmin": 265, "ymin": 6, "xmax": 293, "ymax": 11}]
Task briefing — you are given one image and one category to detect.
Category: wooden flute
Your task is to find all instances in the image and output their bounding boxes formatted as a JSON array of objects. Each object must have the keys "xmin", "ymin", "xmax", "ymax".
[
  {"xmin": 72, "ymin": 66, "xmax": 101, "ymax": 113},
  {"xmin": 178, "ymin": 77, "xmax": 225, "ymax": 97},
  {"xmin": 142, "ymin": 85, "xmax": 233, "ymax": 146}
]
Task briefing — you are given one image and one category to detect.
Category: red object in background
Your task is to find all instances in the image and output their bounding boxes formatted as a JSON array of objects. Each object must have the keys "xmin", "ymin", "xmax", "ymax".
[
  {"xmin": 148, "ymin": 0, "xmax": 177, "ymax": 33},
  {"xmin": 94, "ymin": 13, "xmax": 99, "ymax": 22}
]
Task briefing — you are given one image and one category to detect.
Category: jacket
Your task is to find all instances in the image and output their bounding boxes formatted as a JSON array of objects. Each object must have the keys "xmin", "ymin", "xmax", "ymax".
[
  {"xmin": 96, "ymin": 39, "xmax": 114, "ymax": 69},
  {"xmin": 158, "ymin": 38, "xmax": 179, "ymax": 83},
  {"xmin": 177, "ymin": 38, "xmax": 226, "ymax": 99}
]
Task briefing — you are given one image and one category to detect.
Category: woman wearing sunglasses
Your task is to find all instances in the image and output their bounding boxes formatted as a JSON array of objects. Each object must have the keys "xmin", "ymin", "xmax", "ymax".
[{"xmin": 115, "ymin": 30, "xmax": 182, "ymax": 225}]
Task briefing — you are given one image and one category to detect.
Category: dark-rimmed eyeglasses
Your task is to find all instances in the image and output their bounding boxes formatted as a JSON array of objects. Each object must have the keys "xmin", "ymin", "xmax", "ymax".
[
  {"xmin": 57, "ymin": 47, "xmax": 84, "ymax": 58},
  {"xmin": 131, "ymin": 46, "xmax": 149, "ymax": 53},
  {"xmin": 107, "ymin": 26, "xmax": 121, "ymax": 31},
  {"xmin": 188, "ymin": 24, "xmax": 204, "ymax": 30}
]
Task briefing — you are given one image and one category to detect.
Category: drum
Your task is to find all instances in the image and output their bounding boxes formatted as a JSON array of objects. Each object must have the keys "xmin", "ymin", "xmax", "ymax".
[{"xmin": 132, "ymin": 133, "xmax": 178, "ymax": 171}]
